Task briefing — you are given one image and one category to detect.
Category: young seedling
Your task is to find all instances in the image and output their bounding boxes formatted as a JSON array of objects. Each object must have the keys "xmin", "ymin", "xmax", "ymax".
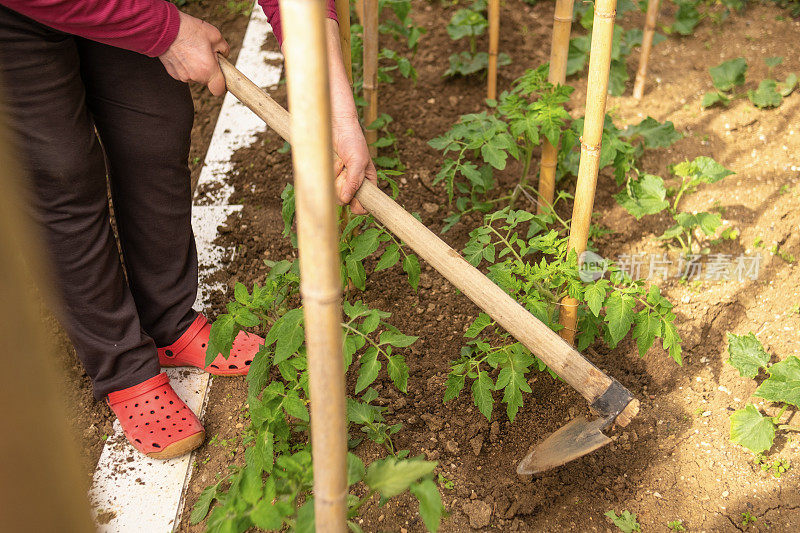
[
  {"xmin": 605, "ymin": 510, "xmax": 641, "ymax": 532},
  {"xmin": 741, "ymin": 511, "xmax": 757, "ymax": 527},
  {"xmin": 667, "ymin": 519, "xmax": 687, "ymax": 532},
  {"xmin": 615, "ymin": 156, "xmax": 735, "ymax": 258},
  {"xmin": 444, "ymin": 0, "xmax": 511, "ymax": 77},
  {"xmin": 702, "ymin": 57, "xmax": 797, "ymax": 109},
  {"xmin": 727, "ymin": 332, "xmax": 800, "ymax": 456}
]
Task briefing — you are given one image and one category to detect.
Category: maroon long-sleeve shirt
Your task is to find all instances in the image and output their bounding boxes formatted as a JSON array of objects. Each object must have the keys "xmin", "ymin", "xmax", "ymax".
[{"xmin": 0, "ymin": 0, "xmax": 337, "ymax": 57}]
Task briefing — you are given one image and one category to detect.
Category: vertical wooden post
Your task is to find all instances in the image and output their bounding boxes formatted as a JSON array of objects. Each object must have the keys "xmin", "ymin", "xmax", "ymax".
[
  {"xmin": 0, "ymin": 91, "xmax": 94, "ymax": 532},
  {"xmin": 279, "ymin": 0, "xmax": 347, "ymax": 530},
  {"xmin": 355, "ymin": 0, "xmax": 364, "ymax": 23},
  {"xmin": 558, "ymin": 0, "xmax": 617, "ymax": 345},
  {"xmin": 632, "ymin": 0, "xmax": 660, "ymax": 100},
  {"xmin": 487, "ymin": 0, "xmax": 500, "ymax": 100},
  {"xmin": 363, "ymin": 0, "xmax": 379, "ymax": 157},
  {"xmin": 536, "ymin": 0, "xmax": 575, "ymax": 213},
  {"xmin": 335, "ymin": 0, "xmax": 353, "ymax": 83}
]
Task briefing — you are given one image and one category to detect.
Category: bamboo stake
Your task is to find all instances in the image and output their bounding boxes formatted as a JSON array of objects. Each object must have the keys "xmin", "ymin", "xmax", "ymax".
[
  {"xmin": 535, "ymin": 0, "xmax": 575, "ymax": 213},
  {"xmin": 557, "ymin": 0, "xmax": 618, "ymax": 345},
  {"xmin": 355, "ymin": 0, "xmax": 364, "ymax": 23},
  {"xmin": 487, "ymin": 0, "xmax": 500, "ymax": 100},
  {"xmin": 278, "ymin": 1, "xmax": 347, "ymax": 530},
  {"xmin": 363, "ymin": 0, "xmax": 379, "ymax": 157},
  {"xmin": 632, "ymin": 0, "xmax": 660, "ymax": 100},
  {"xmin": 0, "ymin": 91, "xmax": 94, "ymax": 532},
  {"xmin": 335, "ymin": 0, "xmax": 353, "ymax": 83}
]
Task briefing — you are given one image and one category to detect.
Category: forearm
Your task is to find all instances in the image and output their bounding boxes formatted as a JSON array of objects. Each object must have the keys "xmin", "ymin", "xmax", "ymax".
[
  {"xmin": 324, "ymin": 18, "xmax": 358, "ymax": 123},
  {"xmin": 0, "ymin": 0, "xmax": 180, "ymax": 57}
]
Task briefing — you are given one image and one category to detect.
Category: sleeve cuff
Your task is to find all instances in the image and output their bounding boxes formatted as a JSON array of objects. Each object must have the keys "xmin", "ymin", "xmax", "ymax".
[{"xmin": 143, "ymin": 1, "xmax": 181, "ymax": 57}]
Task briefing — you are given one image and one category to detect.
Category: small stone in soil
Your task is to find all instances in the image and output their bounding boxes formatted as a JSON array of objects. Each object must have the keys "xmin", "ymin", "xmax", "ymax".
[
  {"xmin": 470, "ymin": 434, "xmax": 484, "ymax": 456},
  {"xmin": 463, "ymin": 500, "xmax": 492, "ymax": 529}
]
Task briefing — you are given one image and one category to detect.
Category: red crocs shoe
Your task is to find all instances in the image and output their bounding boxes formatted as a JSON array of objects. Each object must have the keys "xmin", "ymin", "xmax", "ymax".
[
  {"xmin": 157, "ymin": 315, "xmax": 263, "ymax": 376},
  {"xmin": 107, "ymin": 373, "xmax": 205, "ymax": 459}
]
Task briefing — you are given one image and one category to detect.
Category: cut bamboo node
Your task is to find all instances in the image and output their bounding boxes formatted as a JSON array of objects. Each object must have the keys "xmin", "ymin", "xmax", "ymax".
[
  {"xmin": 594, "ymin": 9, "xmax": 617, "ymax": 19},
  {"xmin": 553, "ymin": 15, "xmax": 573, "ymax": 22},
  {"xmin": 541, "ymin": 161, "xmax": 557, "ymax": 169},
  {"xmin": 299, "ymin": 288, "xmax": 343, "ymax": 305},
  {"xmin": 363, "ymin": 82, "xmax": 378, "ymax": 90},
  {"xmin": 579, "ymin": 137, "xmax": 601, "ymax": 154}
]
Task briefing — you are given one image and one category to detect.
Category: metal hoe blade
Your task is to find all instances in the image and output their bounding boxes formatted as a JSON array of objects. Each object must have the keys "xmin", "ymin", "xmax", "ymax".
[{"xmin": 516, "ymin": 416, "xmax": 612, "ymax": 475}]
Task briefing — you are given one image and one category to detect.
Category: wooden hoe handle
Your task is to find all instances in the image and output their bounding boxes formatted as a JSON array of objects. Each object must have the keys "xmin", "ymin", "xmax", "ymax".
[{"xmin": 217, "ymin": 56, "xmax": 626, "ymax": 409}]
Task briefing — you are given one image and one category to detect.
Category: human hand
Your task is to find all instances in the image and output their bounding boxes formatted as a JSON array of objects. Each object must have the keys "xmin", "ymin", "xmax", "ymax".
[
  {"xmin": 158, "ymin": 11, "xmax": 230, "ymax": 96},
  {"xmin": 332, "ymin": 116, "xmax": 377, "ymax": 215}
]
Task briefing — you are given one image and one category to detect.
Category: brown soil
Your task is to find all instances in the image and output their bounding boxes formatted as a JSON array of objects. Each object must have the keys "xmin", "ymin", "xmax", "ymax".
[
  {"xmin": 47, "ymin": 2, "xmax": 252, "ymax": 479},
  {"xmin": 181, "ymin": 2, "xmax": 800, "ymax": 532}
]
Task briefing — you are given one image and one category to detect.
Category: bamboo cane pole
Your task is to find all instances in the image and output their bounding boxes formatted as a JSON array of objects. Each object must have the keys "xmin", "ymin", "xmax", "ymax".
[
  {"xmin": 278, "ymin": 1, "xmax": 347, "ymax": 530},
  {"xmin": 487, "ymin": 0, "xmax": 500, "ymax": 100},
  {"xmin": 0, "ymin": 90, "xmax": 94, "ymax": 532},
  {"xmin": 632, "ymin": 0, "xmax": 660, "ymax": 100},
  {"xmin": 363, "ymin": 0, "xmax": 379, "ymax": 157},
  {"xmin": 355, "ymin": 0, "xmax": 364, "ymax": 23},
  {"xmin": 557, "ymin": 0, "xmax": 618, "ymax": 345},
  {"xmin": 335, "ymin": 0, "xmax": 353, "ymax": 83},
  {"xmin": 535, "ymin": 0, "xmax": 575, "ymax": 213}
]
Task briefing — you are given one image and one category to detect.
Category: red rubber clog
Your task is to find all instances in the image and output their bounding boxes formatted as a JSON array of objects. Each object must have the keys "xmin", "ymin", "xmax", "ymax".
[
  {"xmin": 107, "ymin": 373, "xmax": 205, "ymax": 459},
  {"xmin": 157, "ymin": 315, "xmax": 263, "ymax": 376}
]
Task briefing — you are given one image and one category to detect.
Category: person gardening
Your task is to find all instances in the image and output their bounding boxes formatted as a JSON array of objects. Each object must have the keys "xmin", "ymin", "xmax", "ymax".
[{"xmin": 0, "ymin": 0, "xmax": 375, "ymax": 459}]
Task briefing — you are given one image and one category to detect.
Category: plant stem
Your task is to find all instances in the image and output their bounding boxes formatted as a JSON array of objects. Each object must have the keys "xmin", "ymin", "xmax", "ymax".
[{"xmin": 509, "ymin": 147, "xmax": 534, "ymax": 209}]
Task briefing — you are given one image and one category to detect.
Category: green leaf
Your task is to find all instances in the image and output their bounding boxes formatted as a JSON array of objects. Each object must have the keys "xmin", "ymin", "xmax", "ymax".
[
  {"xmin": 623, "ymin": 117, "xmax": 681, "ymax": 148},
  {"xmin": 726, "ymin": 332, "xmax": 770, "ymax": 378},
  {"xmin": 380, "ymin": 330, "xmax": 419, "ymax": 347},
  {"xmin": 251, "ymin": 500, "xmax": 283, "ymax": 530},
  {"xmin": 206, "ymin": 314, "xmax": 237, "ymax": 366},
  {"xmin": 274, "ymin": 308, "xmax": 304, "ymax": 364},
  {"xmin": 585, "ymin": 282, "xmax": 607, "ymax": 317},
  {"xmin": 347, "ymin": 453, "xmax": 366, "ymax": 485},
  {"xmin": 349, "ymin": 228, "xmax": 382, "ymax": 261},
  {"xmin": 604, "ymin": 510, "xmax": 641, "ymax": 532},
  {"xmin": 695, "ymin": 212, "xmax": 722, "ymax": 235},
  {"xmin": 748, "ymin": 79, "xmax": 783, "ymax": 109},
  {"xmin": 709, "ymin": 57, "xmax": 747, "ymax": 92},
  {"xmin": 765, "ymin": 56, "xmax": 784, "ymax": 68},
  {"xmin": 403, "ymin": 254, "xmax": 420, "ymax": 291},
  {"xmin": 240, "ymin": 464, "xmax": 263, "ymax": 505},
  {"xmin": 481, "ymin": 142, "xmax": 507, "ymax": 170},
  {"xmin": 387, "ymin": 354, "xmax": 409, "ymax": 393},
  {"xmin": 607, "ymin": 59, "xmax": 629, "ymax": 96},
  {"xmin": 346, "ymin": 257, "xmax": 366, "ymax": 291},
  {"xmin": 295, "ymin": 499, "xmax": 315, "ymax": 533},
  {"xmin": 730, "ymin": 404, "xmax": 776, "ymax": 454},
  {"xmin": 356, "ymin": 347, "xmax": 380, "ymax": 393},
  {"xmin": 633, "ymin": 311, "xmax": 660, "ymax": 358},
  {"xmin": 701, "ymin": 91, "xmax": 729, "ymax": 108},
  {"xmin": 443, "ymin": 372, "xmax": 466, "ymax": 402},
  {"xmin": 234, "ymin": 282, "xmax": 250, "ymax": 305},
  {"xmin": 778, "ymin": 73, "xmax": 797, "ymax": 97},
  {"xmin": 283, "ymin": 390, "xmax": 309, "ymax": 421},
  {"xmin": 754, "ymin": 356, "xmax": 800, "ymax": 408},
  {"xmin": 365, "ymin": 456, "xmax": 437, "ymax": 499},
  {"xmin": 662, "ymin": 320, "xmax": 683, "ymax": 365},
  {"xmin": 472, "ymin": 370, "xmax": 494, "ymax": 420},
  {"xmin": 614, "ymin": 174, "xmax": 669, "ymax": 219},
  {"xmin": 465, "ymin": 313, "xmax": 492, "ymax": 337},
  {"xmin": 604, "ymin": 292, "xmax": 636, "ymax": 347},
  {"xmin": 189, "ymin": 483, "xmax": 217, "ymax": 525},
  {"xmin": 672, "ymin": 0, "xmax": 701, "ymax": 36},
  {"xmin": 410, "ymin": 479, "xmax": 443, "ymax": 532},
  {"xmin": 687, "ymin": 156, "xmax": 735, "ymax": 183},
  {"xmin": 375, "ymin": 243, "xmax": 400, "ymax": 271}
]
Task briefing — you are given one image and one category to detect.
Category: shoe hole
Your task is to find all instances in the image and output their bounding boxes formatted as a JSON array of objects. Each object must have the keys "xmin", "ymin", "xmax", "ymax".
[
  {"xmin": 145, "ymin": 400, "xmax": 149, "ymax": 404},
  {"xmin": 129, "ymin": 415, "xmax": 133, "ymax": 419},
  {"xmin": 134, "ymin": 403, "xmax": 138, "ymax": 407},
  {"xmin": 165, "ymin": 350, "xmax": 173, "ymax": 357},
  {"xmin": 245, "ymin": 360, "xmax": 252, "ymax": 366},
  {"xmin": 150, "ymin": 410, "xmax": 155, "ymax": 414},
  {"xmin": 152, "ymin": 443, "xmax": 161, "ymax": 448},
  {"xmin": 168, "ymin": 435, "xmax": 172, "ymax": 438},
  {"xmin": 161, "ymin": 406, "xmax": 164, "ymax": 410},
  {"xmin": 169, "ymin": 400, "xmax": 174, "ymax": 405},
  {"xmin": 135, "ymin": 438, "xmax": 141, "ymax": 443},
  {"xmin": 182, "ymin": 417, "xmax": 186, "ymax": 421},
  {"xmin": 228, "ymin": 364, "xmax": 238, "ymax": 369},
  {"xmin": 154, "ymin": 395, "xmax": 159, "ymax": 400},
  {"xmin": 145, "ymin": 422, "xmax": 150, "ymax": 426},
  {"xmin": 210, "ymin": 364, "xmax": 219, "ymax": 369},
  {"xmin": 166, "ymin": 415, "xmax": 171, "ymax": 419},
  {"xmin": 201, "ymin": 343, "xmax": 206, "ymax": 348},
  {"xmin": 178, "ymin": 429, "xmax": 183, "ymax": 432}
]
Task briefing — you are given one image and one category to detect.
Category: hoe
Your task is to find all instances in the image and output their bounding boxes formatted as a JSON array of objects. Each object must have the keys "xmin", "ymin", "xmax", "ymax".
[{"xmin": 217, "ymin": 56, "xmax": 639, "ymax": 475}]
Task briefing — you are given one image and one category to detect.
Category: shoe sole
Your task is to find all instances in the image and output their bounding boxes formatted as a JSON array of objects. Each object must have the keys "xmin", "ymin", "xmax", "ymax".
[
  {"xmin": 146, "ymin": 431, "xmax": 205, "ymax": 460},
  {"xmin": 159, "ymin": 362, "xmax": 248, "ymax": 376}
]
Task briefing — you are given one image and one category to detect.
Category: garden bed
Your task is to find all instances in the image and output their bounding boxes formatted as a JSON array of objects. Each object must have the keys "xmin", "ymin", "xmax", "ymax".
[{"xmin": 180, "ymin": 2, "xmax": 800, "ymax": 531}]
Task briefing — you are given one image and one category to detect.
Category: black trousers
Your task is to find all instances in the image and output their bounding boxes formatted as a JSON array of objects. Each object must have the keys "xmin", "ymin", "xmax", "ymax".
[{"xmin": 0, "ymin": 6, "xmax": 199, "ymax": 399}]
